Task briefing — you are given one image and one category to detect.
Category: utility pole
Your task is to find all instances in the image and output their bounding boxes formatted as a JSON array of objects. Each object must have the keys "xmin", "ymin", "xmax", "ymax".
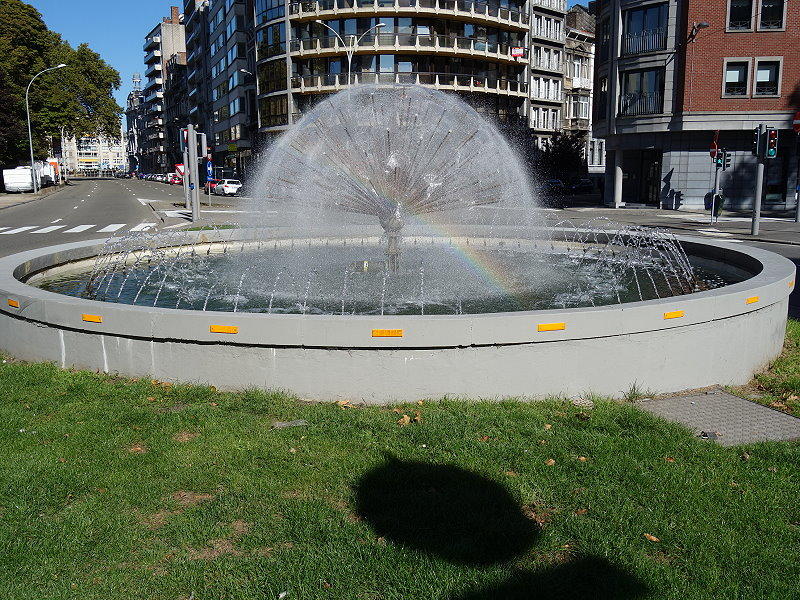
[
  {"xmin": 751, "ymin": 124, "xmax": 765, "ymax": 236},
  {"xmin": 182, "ymin": 127, "xmax": 190, "ymax": 211}
]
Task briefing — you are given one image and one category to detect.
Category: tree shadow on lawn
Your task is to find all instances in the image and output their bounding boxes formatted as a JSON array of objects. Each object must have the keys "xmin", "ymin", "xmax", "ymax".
[{"xmin": 354, "ymin": 456, "xmax": 649, "ymax": 599}]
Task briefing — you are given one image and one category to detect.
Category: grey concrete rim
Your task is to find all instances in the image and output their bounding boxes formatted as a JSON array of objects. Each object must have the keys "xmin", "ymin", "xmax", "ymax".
[{"xmin": 0, "ymin": 229, "xmax": 795, "ymax": 349}]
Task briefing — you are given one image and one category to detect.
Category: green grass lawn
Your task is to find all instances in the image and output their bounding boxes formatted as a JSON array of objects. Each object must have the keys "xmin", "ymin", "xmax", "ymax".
[{"xmin": 1, "ymin": 328, "xmax": 799, "ymax": 599}]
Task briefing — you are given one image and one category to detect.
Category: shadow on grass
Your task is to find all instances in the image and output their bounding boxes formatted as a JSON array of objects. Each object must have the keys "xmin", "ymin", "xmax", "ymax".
[{"xmin": 355, "ymin": 456, "xmax": 649, "ymax": 598}]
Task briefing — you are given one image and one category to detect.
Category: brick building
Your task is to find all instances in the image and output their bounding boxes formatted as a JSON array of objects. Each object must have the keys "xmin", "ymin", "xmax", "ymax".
[{"xmin": 594, "ymin": 0, "xmax": 799, "ymax": 210}]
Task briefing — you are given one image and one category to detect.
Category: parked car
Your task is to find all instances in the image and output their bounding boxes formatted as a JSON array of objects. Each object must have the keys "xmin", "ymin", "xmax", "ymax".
[
  {"xmin": 570, "ymin": 179, "xmax": 594, "ymax": 195},
  {"xmin": 204, "ymin": 178, "xmax": 221, "ymax": 193},
  {"xmin": 213, "ymin": 179, "xmax": 242, "ymax": 196},
  {"xmin": 169, "ymin": 174, "xmax": 183, "ymax": 185}
]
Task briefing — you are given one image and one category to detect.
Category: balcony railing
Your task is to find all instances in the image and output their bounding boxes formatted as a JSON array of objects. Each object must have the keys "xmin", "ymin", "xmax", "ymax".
[
  {"xmin": 144, "ymin": 62, "xmax": 162, "ymax": 77},
  {"xmin": 724, "ymin": 84, "xmax": 747, "ymax": 96},
  {"xmin": 530, "ymin": 0, "xmax": 566, "ymax": 11},
  {"xmin": 144, "ymin": 49, "xmax": 162, "ymax": 64},
  {"xmin": 530, "ymin": 88, "xmax": 563, "ymax": 102},
  {"xmin": 755, "ymin": 83, "xmax": 779, "ymax": 96},
  {"xmin": 290, "ymin": 33, "xmax": 528, "ymax": 61},
  {"xmin": 530, "ymin": 27, "xmax": 565, "ymax": 43},
  {"xmin": 290, "ymin": 71, "xmax": 528, "ymax": 95},
  {"xmin": 622, "ymin": 27, "xmax": 668, "ymax": 55},
  {"xmin": 618, "ymin": 91, "xmax": 663, "ymax": 116},
  {"xmin": 532, "ymin": 57, "xmax": 562, "ymax": 72},
  {"xmin": 289, "ymin": 0, "xmax": 530, "ymax": 27},
  {"xmin": 144, "ymin": 35, "xmax": 161, "ymax": 51}
]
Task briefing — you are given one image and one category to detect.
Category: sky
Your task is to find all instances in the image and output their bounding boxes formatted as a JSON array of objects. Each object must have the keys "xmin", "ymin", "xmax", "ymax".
[{"xmin": 30, "ymin": 0, "xmax": 586, "ymax": 110}]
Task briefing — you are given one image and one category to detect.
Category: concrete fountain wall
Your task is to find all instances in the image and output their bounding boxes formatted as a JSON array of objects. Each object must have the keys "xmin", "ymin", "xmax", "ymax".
[{"xmin": 0, "ymin": 230, "xmax": 794, "ymax": 403}]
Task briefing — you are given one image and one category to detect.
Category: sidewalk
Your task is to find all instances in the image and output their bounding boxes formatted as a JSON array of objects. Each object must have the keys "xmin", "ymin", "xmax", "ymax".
[
  {"xmin": 559, "ymin": 205, "xmax": 800, "ymax": 245},
  {"xmin": 0, "ymin": 183, "xmax": 70, "ymax": 210}
]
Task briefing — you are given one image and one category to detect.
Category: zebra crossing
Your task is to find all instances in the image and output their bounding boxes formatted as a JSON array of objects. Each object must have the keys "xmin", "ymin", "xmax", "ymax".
[{"xmin": 0, "ymin": 223, "xmax": 157, "ymax": 236}]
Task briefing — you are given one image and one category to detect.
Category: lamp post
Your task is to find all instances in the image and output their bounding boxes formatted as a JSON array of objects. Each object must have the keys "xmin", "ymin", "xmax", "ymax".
[
  {"xmin": 26, "ymin": 64, "xmax": 67, "ymax": 193},
  {"xmin": 314, "ymin": 20, "xmax": 385, "ymax": 87}
]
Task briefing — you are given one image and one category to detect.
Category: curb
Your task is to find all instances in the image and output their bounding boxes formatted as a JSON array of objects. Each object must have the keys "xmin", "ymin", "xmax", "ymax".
[{"xmin": 0, "ymin": 184, "xmax": 71, "ymax": 212}]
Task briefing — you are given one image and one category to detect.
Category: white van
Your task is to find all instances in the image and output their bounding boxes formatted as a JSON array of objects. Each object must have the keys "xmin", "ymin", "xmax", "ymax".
[{"xmin": 2, "ymin": 167, "xmax": 38, "ymax": 193}]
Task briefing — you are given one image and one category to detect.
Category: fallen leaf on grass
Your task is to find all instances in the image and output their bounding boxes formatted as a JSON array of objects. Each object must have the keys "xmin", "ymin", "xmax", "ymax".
[
  {"xmin": 575, "ymin": 508, "xmax": 589, "ymax": 515},
  {"xmin": 767, "ymin": 467, "xmax": 778, "ymax": 472},
  {"xmin": 397, "ymin": 414, "xmax": 411, "ymax": 426},
  {"xmin": 787, "ymin": 394, "xmax": 798, "ymax": 401},
  {"xmin": 146, "ymin": 396, "xmax": 157, "ymax": 402},
  {"xmin": 479, "ymin": 435, "xmax": 491, "ymax": 442},
  {"xmin": 412, "ymin": 411, "xmax": 423, "ymax": 424},
  {"xmin": 769, "ymin": 401, "xmax": 789, "ymax": 410},
  {"xmin": 57, "ymin": 457, "xmax": 67, "ymax": 463},
  {"xmin": 129, "ymin": 444, "xmax": 147, "ymax": 454},
  {"xmin": 504, "ymin": 470, "xmax": 519, "ymax": 477},
  {"xmin": 575, "ymin": 412, "xmax": 591, "ymax": 421},
  {"xmin": 288, "ymin": 447, "xmax": 297, "ymax": 454},
  {"xmin": 539, "ymin": 439, "xmax": 547, "ymax": 445},
  {"xmin": 544, "ymin": 459, "xmax": 556, "ymax": 466},
  {"xmin": 336, "ymin": 400, "xmax": 354, "ymax": 410},
  {"xmin": 577, "ymin": 456, "xmax": 588, "ymax": 462},
  {"xmin": 740, "ymin": 452, "xmax": 751, "ymax": 461},
  {"xmin": 391, "ymin": 408, "xmax": 403, "ymax": 414},
  {"xmin": 544, "ymin": 423, "xmax": 552, "ymax": 430},
  {"xmin": 664, "ymin": 457, "xmax": 676, "ymax": 463},
  {"xmin": 554, "ymin": 411, "xmax": 567, "ymax": 417},
  {"xmin": 643, "ymin": 533, "xmax": 660, "ymax": 542}
]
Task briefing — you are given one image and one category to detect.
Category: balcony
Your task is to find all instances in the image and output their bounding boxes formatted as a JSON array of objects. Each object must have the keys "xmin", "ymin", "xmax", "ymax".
[
  {"xmin": 531, "ymin": 57, "xmax": 562, "ymax": 73},
  {"xmin": 530, "ymin": 27, "xmax": 565, "ymax": 43},
  {"xmin": 570, "ymin": 76, "xmax": 591, "ymax": 89},
  {"xmin": 148, "ymin": 132, "xmax": 165, "ymax": 141},
  {"xmin": 288, "ymin": 0, "xmax": 530, "ymax": 31},
  {"xmin": 530, "ymin": 88, "xmax": 563, "ymax": 103},
  {"xmin": 618, "ymin": 91, "xmax": 663, "ymax": 117},
  {"xmin": 144, "ymin": 62, "xmax": 162, "ymax": 77},
  {"xmin": 530, "ymin": 0, "xmax": 566, "ymax": 12},
  {"xmin": 144, "ymin": 35, "xmax": 161, "ymax": 51},
  {"xmin": 146, "ymin": 118, "xmax": 163, "ymax": 128},
  {"xmin": 144, "ymin": 49, "xmax": 162, "ymax": 64},
  {"xmin": 290, "ymin": 71, "xmax": 528, "ymax": 96},
  {"xmin": 143, "ymin": 77, "xmax": 163, "ymax": 92},
  {"xmin": 621, "ymin": 27, "xmax": 668, "ymax": 55},
  {"xmin": 290, "ymin": 33, "xmax": 528, "ymax": 64},
  {"xmin": 150, "ymin": 104, "xmax": 164, "ymax": 113},
  {"xmin": 144, "ymin": 90, "xmax": 164, "ymax": 103}
]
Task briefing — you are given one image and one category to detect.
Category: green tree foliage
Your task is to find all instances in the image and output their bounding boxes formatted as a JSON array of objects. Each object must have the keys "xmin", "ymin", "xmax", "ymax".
[
  {"xmin": 0, "ymin": 0, "xmax": 122, "ymax": 167},
  {"xmin": 539, "ymin": 131, "xmax": 588, "ymax": 183}
]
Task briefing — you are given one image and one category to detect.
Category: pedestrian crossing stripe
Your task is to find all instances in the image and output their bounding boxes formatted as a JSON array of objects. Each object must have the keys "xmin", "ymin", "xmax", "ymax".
[{"xmin": 0, "ymin": 224, "xmax": 158, "ymax": 235}]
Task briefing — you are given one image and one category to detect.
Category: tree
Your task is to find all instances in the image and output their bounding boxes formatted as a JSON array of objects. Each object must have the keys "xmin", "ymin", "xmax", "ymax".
[
  {"xmin": 539, "ymin": 131, "xmax": 588, "ymax": 183},
  {"xmin": 0, "ymin": 0, "xmax": 122, "ymax": 168}
]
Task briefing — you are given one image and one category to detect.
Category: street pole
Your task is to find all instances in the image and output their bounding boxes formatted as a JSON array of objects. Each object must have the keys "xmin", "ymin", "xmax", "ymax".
[
  {"xmin": 711, "ymin": 161, "xmax": 721, "ymax": 224},
  {"xmin": 752, "ymin": 125, "xmax": 765, "ymax": 236},
  {"xmin": 183, "ymin": 144, "xmax": 190, "ymax": 211},
  {"xmin": 26, "ymin": 64, "xmax": 66, "ymax": 194},
  {"xmin": 188, "ymin": 123, "xmax": 200, "ymax": 222}
]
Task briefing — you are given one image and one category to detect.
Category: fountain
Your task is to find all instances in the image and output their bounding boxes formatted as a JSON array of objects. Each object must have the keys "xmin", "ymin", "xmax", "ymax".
[{"xmin": 0, "ymin": 85, "xmax": 794, "ymax": 401}]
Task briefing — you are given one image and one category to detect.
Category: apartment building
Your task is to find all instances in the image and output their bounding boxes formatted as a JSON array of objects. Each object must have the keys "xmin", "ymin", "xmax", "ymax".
[
  {"xmin": 563, "ymin": 3, "xmax": 605, "ymax": 177},
  {"xmin": 64, "ymin": 135, "xmax": 127, "ymax": 174},
  {"xmin": 206, "ymin": 0, "xmax": 258, "ymax": 177},
  {"xmin": 254, "ymin": 0, "xmax": 558, "ymax": 143},
  {"xmin": 142, "ymin": 7, "xmax": 186, "ymax": 172},
  {"xmin": 125, "ymin": 75, "xmax": 146, "ymax": 172},
  {"xmin": 594, "ymin": 0, "xmax": 799, "ymax": 209},
  {"xmin": 184, "ymin": 0, "xmax": 214, "ymax": 156}
]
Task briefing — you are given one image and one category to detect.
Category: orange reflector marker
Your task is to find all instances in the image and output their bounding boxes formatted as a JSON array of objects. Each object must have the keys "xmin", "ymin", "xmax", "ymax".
[
  {"xmin": 538, "ymin": 322, "xmax": 566, "ymax": 332},
  {"xmin": 7, "ymin": 299, "xmax": 19, "ymax": 308},
  {"xmin": 372, "ymin": 329, "xmax": 404, "ymax": 338},
  {"xmin": 210, "ymin": 325, "xmax": 238, "ymax": 334},
  {"xmin": 82, "ymin": 314, "xmax": 103, "ymax": 323},
  {"xmin": 663, "ymin": 311, "xmax": 684, "ymax": 320},
  {"xmin": 746, "ymin": 296, "xmax": 760, "ymax": 305},
  {"xmin": 790, "ymin": 280, "xmax": 795, "ymax": 288}
]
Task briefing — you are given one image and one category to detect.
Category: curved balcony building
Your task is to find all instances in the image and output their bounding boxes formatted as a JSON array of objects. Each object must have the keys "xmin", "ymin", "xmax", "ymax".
[{"xmin": 255, "ymin": 0, "xmax": 566, "ymax": 139}]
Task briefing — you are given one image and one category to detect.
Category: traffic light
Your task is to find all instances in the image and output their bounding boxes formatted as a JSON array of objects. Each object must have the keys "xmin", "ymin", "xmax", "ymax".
[
  {"xmin": 752, "ymin": 127, "xmax": 761, "ymax": 156},
  {"xmin": 765, "ymin": 127, "xmax": 778, "ymax": 159},
  {"xmin": 714, "ymin": 152, "xmax": 724, "ymax": 167},
  {"xmin": 722, "ymin": 149, "xmax": 732, "ymax": 171}
]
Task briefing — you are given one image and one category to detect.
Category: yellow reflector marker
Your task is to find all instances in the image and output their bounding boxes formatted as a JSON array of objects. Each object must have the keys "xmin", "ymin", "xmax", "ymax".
[
  {"xmin": 372, "ymin": 329, "xmax": 404, "ymax": 338},
  {"xmin": 538, "ymin": 322, "xmax": 566, "ymax": 332},
  {"xmin": 746, "ymin": 296, "xmax": 760, "ymax": 305},
  {"xmin": 82, "ymin": 314, "xmax": 103, "ymax": 323},
  {"xmin": 663, "ymin": 311, "xmax": 684, "ymax": 320},
  {"xmin": 210, "ymin": 325, "xmax": 238, "ymax": 334},
  {"xmin": 7, "ymin": 299, "xmax": 19, "ymax": 308},
  {"xmin": 790, "ymin": 280, "xmax": 795, "ymax": 288}
]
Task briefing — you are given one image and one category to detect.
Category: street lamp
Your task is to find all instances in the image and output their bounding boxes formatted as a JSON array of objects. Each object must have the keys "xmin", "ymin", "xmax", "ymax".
[
  {"xmin": 314, "ymin": 20, "xmax": 385, "ymax": 87},
  {"xmin": 26, "ymin": 63, "xmax": 66, "ymax": 193},
  {"xmin": 688, "ymin": 21, "xmax": 710, "ymax": 43}
]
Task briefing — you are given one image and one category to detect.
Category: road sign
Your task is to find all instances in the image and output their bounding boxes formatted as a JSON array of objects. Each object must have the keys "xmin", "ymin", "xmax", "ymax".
[
  {"xmin": 511, "ymin": 47, "xmax": 524, "ymax": 58},
  {"xmin": 793, "ymin": 111, "xmax": 800, "ymax": 133},
  {"xmin": 206, "ymin": 160, "xmax": 213, "ymax": 178},
  {"xmin": 709, "ymin": 141, "xmax": 719, "ymax": 159},
  {"xmin": 175, "ymin": 163, "xmax": 185, "ymax": 176}
]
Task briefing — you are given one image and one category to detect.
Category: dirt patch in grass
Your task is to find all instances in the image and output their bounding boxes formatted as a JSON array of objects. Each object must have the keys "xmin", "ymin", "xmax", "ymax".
[
  {"xmin": 142, "ymin": 491, "xmax": 216, "ymax": 530},
  {"xmin": 187, "ymin": 520, "xmax": 250, "ymax": 560},
  {"xmin": 172, "ymin": 431, "xmax": 199, "ymax": 442},
  {"xmin": 172, "ymin": 490, "xmax": 214, "ymax": 506},
  {"xmin": 128, "ymin": 444, "xmax": 148, "ymax": 454}
]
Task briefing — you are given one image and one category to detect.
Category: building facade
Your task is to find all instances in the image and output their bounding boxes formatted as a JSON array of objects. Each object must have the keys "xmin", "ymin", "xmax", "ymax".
[
  {"xmin": 64, "ymin": 135, "xmax": 127, "ymax": 174},
  {"xmin": 594, "ymin": 0, "xmax": 799, "ymax": 210},
  {"xmin": 164, "ymin": 52, "xmax": 189, "ymax": 167},
  {"xmin": 125, "ymin": 75, "xmax": 146, "ymax": 172},
  {"xmin": 253, "ymin": 0, "xmax": 567, "ymax": 145},
  {"xmin": 185, "ymin": 0, "xmax": 214, "ymax": 158},
  {"xmin": 563, "ymin": 3, "xmax": 605, "ymax": 178},
  {"xmin": 206, "ymin": 0, "xmax": 258, "ymax": 178},
  {"xmin": 142, "ymin": 7, "xmax": 186, "ymax": 172}
]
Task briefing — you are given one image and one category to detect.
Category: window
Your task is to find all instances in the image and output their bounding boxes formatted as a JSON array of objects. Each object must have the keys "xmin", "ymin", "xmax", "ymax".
[
  {"xmin": 210, "ymin": 8, "xmax": 225, "ymax": 31},
  {"xmin": 227, "ymin": 42, "xmax": 245, "ymax": 64},
  {"xmin": 211, "ymin": 33, "xmax": 227, "ymax": 56},
  {"xmin": 723, "ymin": 61, "xmax": 749, "ymax": 96},
  {"xmin": 226, "ymin": 16, "xmax": 240, "ymax": 38},
  {"xmin": 258, "ymin": 22, "xmax": 285, "ymax": 58},
  {"xmin": 211, "ymin": 57, "xmax": 228, "ymax": 78},
  {"xmin": 257, "ymin": 59, "xmax": 287, "ymax": 93},
  {"xmin": 622, "ymin": 3, "xmax": 668, "ymax": 54},
  {"xmin": 760, "ymin": 0, "xmax": 785, "ymax": 29},
  {"xmin": 754, "ymin": 60, "xmax": 780, "ymax": 96},
  {"xmin": 620, "ymin": 68, "xmax": 664, "ymax": 116},
  {"xmin": 728, "ymin": 0, "xmax": 753, "ymax": 30},
  {"xmin": 255, "ymin": 0, "xmax": 285, "ymax": 23},
  {"xmin": 229, "ymin": 97, "xmax": 243, "ymax": 116},
  {"xmin": 258, "ymin": 94, "xmax": 288, "ymax": 127}
]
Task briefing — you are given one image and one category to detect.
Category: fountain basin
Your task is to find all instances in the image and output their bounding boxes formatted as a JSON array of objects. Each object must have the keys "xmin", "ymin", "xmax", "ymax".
[{"xmin": 0, "ymin": 230, "xmax": 794, "ymax": 402}]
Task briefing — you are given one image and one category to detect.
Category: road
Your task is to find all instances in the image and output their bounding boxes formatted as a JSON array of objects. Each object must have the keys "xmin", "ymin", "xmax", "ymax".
[{"xmin": 0, "ymin": 179, "xmax": 797, "ymax": 316}]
